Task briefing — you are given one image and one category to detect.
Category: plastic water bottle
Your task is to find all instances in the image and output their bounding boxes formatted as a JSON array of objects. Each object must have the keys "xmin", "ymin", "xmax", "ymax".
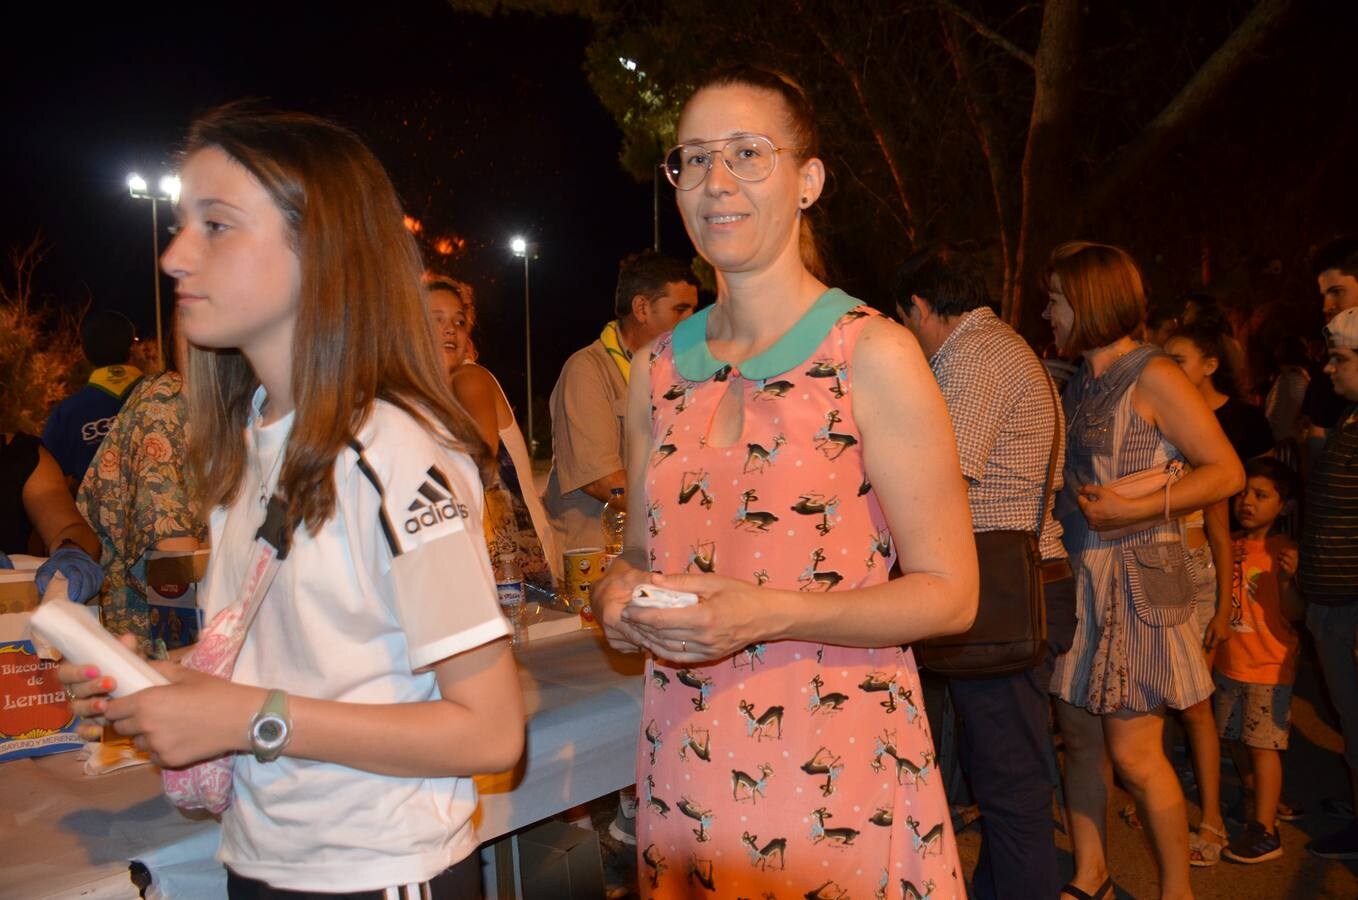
[
  {"xmin": 602, "ymin": 488, "xmax": 626, "ymax": 557},
  {"xmin": 495, "ymin": 552, "xmax": 527, "ymax": 647}
]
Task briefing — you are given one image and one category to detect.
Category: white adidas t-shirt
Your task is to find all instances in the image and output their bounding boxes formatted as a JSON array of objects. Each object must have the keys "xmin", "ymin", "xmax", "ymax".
[{"xmin": 204, "ymin": 394, "xmax": 510, "ymax": 891}]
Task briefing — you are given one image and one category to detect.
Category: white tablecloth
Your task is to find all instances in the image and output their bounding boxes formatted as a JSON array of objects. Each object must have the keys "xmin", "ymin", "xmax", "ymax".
[{"xmin": 0, "ymin": 630, "xmax": 644, "ymax": 899}]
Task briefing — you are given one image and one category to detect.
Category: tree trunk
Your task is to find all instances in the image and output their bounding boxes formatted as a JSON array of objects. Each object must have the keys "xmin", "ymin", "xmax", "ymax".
[
  {"xmin": 1012, "ymin": 0, "xmax": 1081, "ymax": 338},
  {"xmin": 1083, "ymin": 0, "xmax": 1298, "ymax": 219},
  {"xmin": 791, "ymin": 0, "xmax": 917, "ymax": 243},
  {"xmin": 940, "ymin": 11, "xmax": 1018, "ymax": 317}
]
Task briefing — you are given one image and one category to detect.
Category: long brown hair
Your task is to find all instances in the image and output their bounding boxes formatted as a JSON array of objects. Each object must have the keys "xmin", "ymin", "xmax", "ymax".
[
  {"xmin": 183, "ymin": 103, "xmax": 488, "ymax": 534},
  {"xmin": 687, "ymin": 65, "xmax": 827, "ymax": 281}
]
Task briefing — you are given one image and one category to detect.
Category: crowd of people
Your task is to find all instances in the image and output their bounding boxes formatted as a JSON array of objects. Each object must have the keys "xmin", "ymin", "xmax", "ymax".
[{"xmin": 0, "ymin": 63, "xmax": 1352, "ymax": 900}]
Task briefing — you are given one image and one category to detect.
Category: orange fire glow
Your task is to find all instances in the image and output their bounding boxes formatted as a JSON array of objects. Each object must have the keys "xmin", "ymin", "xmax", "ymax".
[{"xmin": 432, "ymin": 235, "xmax": 466, "ymax": 257}]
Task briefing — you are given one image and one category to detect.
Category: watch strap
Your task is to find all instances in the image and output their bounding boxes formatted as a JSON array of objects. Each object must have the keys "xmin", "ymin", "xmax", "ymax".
[{"xmin": 249, "ymin": 689, "xmax": 291, "ymax": 763}]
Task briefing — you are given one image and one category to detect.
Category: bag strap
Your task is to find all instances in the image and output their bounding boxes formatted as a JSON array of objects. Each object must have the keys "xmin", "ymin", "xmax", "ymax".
[
  {"xmin": 232, "ymin": 494, "xmax": 292, "ymax": 638},
  {"xmin": 1161, "ymin": 459, "xmax": 1184, "ymax": 524},
  {"xmin": 185, "ymin": 495, "xmax": 291, "ymax": 678},
  {"xmin": 1034, "ymin": 373, "xmax": 1061, "ymax": 548}
]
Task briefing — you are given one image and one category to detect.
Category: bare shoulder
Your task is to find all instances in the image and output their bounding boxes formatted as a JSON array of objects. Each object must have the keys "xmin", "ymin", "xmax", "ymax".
[
  {"xmin": 852, "ymin": 315, "xmax": 931, "ymax": 385},
  {"xmin": 1136, "ymin": 355, "xmax": 1190, "ymax": 393},
  {"xmin": 450, "ymin": 362, "xmax": 499, "ymax": 393},
  {"xmin": 1132, "ymin": 355, "xmax": 1195, "ymax": 407}
]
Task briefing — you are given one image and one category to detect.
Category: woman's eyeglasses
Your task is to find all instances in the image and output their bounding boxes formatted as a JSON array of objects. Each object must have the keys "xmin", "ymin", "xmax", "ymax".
[{"xmin": 661, "ymin": 134, "xmax": 800, "ymax": 191}]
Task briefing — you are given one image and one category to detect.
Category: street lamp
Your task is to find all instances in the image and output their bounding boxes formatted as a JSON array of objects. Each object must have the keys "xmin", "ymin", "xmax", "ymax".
[
  {"xmin": 127, "ymin": 172, "xmax": 180, "ymax": 369},
  {"xmin": 510, "ymin": 235, "xmax": 537, "ymax": 456}
]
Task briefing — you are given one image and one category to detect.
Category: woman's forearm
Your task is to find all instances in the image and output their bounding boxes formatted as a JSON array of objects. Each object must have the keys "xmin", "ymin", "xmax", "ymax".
[
  {"xmin": 1123, "ymin": 461, "xmax": 1244, "ymax": 523},
  {"xmin": 761, "ymin": 572, "xmax": 977, "ymax": 648},
  {"xmin": 219, "ymin": 642, "xmax": 523, "ymax": 777},
  {"xmin": 1205, "ymin": 500, "xmax": 1234, "ymax": 614},
  {"xmin": 1166, "ymin": 461, "xmax": 1244, "ymax": 518},
  {"xmin": 47, "ymin": 522, "xmax": 101, "ymax": 560},
  {"xmin": 283, "ymin": 694, "xmax": 524, "ymax": 776}
]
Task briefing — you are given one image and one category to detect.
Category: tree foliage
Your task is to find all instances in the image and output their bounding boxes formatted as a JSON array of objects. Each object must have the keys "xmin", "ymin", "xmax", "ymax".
[
  {"xmin": 0, "ymin": 236, "xmax": 86, "ymax": 434},
  {"xmin": 452, "ymin": 0, "xmax": 1354, "ymax": 337}
]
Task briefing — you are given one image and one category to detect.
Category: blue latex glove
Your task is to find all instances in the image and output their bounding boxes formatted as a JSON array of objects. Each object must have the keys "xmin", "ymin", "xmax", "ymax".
[
  {"xmin": 0, "ymin": 550, "xmax": 12, "ymax": 569},
  {"xmin": 35, "ymin": 546, "xmax": 104, "ymax": 603}
]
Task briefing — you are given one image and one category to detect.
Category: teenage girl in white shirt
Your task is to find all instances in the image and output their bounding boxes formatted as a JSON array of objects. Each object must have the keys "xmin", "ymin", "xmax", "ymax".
[{"xmin": 59, "ymin": 103, "xmax": 523, "ymax": 899}]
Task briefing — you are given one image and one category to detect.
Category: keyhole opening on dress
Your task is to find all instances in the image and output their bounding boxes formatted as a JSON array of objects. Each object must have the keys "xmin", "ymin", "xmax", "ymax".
[{"xmin": 702, "ymin": 377, "xmax": 747, "ymax": 450}]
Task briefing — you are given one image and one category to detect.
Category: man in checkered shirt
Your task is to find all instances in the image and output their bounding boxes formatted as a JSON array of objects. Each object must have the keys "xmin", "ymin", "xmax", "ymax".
[{"xmin": 893, "ymin": 246, "xmax": 1072, "ymax": 900}]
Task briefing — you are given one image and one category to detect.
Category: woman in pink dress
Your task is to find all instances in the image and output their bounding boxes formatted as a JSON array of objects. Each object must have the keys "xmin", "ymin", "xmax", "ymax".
[{"xmin": 594, "ymin": 65, "xmax": 978, "ymax": 899}]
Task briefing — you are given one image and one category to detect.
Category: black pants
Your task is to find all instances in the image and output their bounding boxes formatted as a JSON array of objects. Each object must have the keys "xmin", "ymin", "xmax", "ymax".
[
  {"xmin": 947, "ymin": 574, "xmax": 1074, "ymax": 900},
  {"xmin": 226, "ymin": 853, "xmax": 482, "ymax": 900}
]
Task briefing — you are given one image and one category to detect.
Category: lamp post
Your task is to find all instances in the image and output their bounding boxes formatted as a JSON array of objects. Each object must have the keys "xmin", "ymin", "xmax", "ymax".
[
  {"xmin": 510, "ymin": 236, "xmax": 537, "ymax": 456},
  {"xmin": 127, "ymin": 173, "xmax": 180, "ymax": 370}
]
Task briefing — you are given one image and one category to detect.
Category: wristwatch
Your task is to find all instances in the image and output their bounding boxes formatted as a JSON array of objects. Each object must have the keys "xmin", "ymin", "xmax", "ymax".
[{"xmin": 248, "ymin": 689, "xmax": 291, "ymax": 763}]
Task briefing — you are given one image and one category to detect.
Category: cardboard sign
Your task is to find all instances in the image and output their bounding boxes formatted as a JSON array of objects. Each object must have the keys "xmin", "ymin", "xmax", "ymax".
[
  {"xmin": 0, "ymin": 640, "xmax": 81, "ymax": 761},
  {"xmin": 0, "ymin": 556, "xmax": 42, "ymax": 615}
]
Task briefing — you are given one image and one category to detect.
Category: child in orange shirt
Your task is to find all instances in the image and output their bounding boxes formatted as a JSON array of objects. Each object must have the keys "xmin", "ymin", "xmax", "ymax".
[{"xmin": 1214, "ymin": 457, "xmax": 1304, "ymax": 863}]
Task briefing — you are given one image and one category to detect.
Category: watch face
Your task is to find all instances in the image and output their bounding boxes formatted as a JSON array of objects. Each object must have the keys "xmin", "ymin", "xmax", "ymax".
[{"xmin": 255, "ymin": 717, "xmax": 286, "ymax": 747}]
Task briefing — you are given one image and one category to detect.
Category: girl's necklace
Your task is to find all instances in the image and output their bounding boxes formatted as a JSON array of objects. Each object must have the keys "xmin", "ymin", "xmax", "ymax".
[{"xmin": 251, "ymin": 420, "xmax": 287, "ymax": 508}]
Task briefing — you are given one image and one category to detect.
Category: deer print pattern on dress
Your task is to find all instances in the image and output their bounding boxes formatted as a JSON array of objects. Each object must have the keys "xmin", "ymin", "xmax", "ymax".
[
  {"xmin": 635, "ymin": 300, "xmax": 959, "ymax": 898},
  {"xmin": 741, "ymin": 831, "xmax": 788, "ymax": 871}
]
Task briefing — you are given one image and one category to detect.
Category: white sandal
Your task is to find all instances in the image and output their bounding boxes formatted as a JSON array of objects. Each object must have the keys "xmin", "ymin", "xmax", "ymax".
[{"xmin": 1190, "ymin": 822, "xmax": 1228, "ymax": 867}]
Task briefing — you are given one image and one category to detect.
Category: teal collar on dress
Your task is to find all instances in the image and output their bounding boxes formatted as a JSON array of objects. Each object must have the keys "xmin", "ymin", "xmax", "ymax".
[{"xmin": 672, "ymin": 288, "xmax": 861, "ymax": 382}]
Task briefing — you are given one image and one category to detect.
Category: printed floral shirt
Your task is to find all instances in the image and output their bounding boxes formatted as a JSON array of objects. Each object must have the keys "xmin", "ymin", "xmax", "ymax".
[{"xmin": 77, "ymin": 372, "xmax": 206, "ymax": 647}]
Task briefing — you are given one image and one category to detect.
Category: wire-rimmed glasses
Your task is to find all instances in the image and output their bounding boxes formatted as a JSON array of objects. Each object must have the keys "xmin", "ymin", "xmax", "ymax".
[{"xmin": 661, "ymin": 134, "xmax": 800, "ymax": 191}]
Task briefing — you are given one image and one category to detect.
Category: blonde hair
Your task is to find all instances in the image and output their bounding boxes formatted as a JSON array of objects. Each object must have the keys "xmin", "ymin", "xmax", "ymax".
[
  {"xmin": 183, "ymin": 103, "xmax": 489, "ymax": 534},
  {"xmin": 1046, "ymin": 241, "xmax": 1146, "ymax": 355}
]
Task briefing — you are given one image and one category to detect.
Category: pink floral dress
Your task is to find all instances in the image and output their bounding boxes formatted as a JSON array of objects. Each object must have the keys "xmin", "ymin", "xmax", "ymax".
[{"xmin": 636, "ymin": 290, "xmax": 961, "ymax": 900}]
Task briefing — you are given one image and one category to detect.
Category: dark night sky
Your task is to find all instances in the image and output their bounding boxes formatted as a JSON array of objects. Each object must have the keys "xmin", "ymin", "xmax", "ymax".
[{"xmin": 1, "ymin": 1, "xmax": 689, "ymax": 440}]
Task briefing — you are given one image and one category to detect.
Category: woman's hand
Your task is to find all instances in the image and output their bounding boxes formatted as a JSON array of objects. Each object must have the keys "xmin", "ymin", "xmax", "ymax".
[
  {"xmin": 57, "ymin": 664, "xmax": 118, "ymax": 742},
  {"xmin": 620, "ymin": 572, "xmax": 767, "ymax": 664},
  {"xmin": 105, "ymin": 667, "xmax": 264, "ymax": 769},
  {"xmin": 592, "ymin": 558, "xmax": 656, "ymax": 653},
  {"xmin": 1075, "ymin": 483, "xmax": 1155, "ymax": 531},
  {"xmin": 56, "ymin": 633, "xmax": 137, "ymax": 741},
  {"xmin": 1203, "ymin": 611, "xmax": 1233, "ymax": 653},
  {"xmin": 35, "ymin": 547, "xmax": 104, "ymax": 603}
]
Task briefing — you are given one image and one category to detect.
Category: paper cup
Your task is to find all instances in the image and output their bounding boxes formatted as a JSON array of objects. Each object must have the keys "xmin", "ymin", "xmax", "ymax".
[{"xmin": 563, "ymin": 547, "xmax": 604, "ymax": 626}]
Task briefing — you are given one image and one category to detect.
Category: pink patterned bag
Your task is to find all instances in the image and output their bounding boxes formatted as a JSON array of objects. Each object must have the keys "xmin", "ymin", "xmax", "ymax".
[{"xmin": 162, "ymin": 498, "xmax": 291, "ymax": 813}]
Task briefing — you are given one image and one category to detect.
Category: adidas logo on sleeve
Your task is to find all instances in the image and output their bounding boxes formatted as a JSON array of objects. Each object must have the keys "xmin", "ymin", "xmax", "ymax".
[{"xmin": 403, "ymin": 466, "xmax": 470, "ymax": 536}]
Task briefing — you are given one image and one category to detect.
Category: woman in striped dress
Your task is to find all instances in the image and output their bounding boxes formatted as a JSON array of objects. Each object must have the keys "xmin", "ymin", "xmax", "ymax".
[{"xmin": 1044, "ymin": 242, "xmax": 1243, "ymax": 900}]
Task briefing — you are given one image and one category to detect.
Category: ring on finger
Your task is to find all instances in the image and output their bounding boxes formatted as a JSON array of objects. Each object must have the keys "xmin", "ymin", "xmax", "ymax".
[{"xmin": 681, "ymin": 640, "xmax": 687, "ymax": 653}]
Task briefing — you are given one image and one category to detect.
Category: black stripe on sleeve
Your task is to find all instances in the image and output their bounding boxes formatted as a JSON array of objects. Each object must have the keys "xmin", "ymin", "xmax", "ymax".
[{"xmin": 348, "ymin": 439, "xmax": 403, "ymax": 558}]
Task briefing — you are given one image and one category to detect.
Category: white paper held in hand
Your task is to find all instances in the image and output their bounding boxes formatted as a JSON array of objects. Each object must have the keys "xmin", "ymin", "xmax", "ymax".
[
  {"xmin": 29, "ymin": 576, "xmax": 168, "ymax": 697},
  {"xmin": 630, "ymin": 584, "xmax": 700, "ymax": 609}
]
